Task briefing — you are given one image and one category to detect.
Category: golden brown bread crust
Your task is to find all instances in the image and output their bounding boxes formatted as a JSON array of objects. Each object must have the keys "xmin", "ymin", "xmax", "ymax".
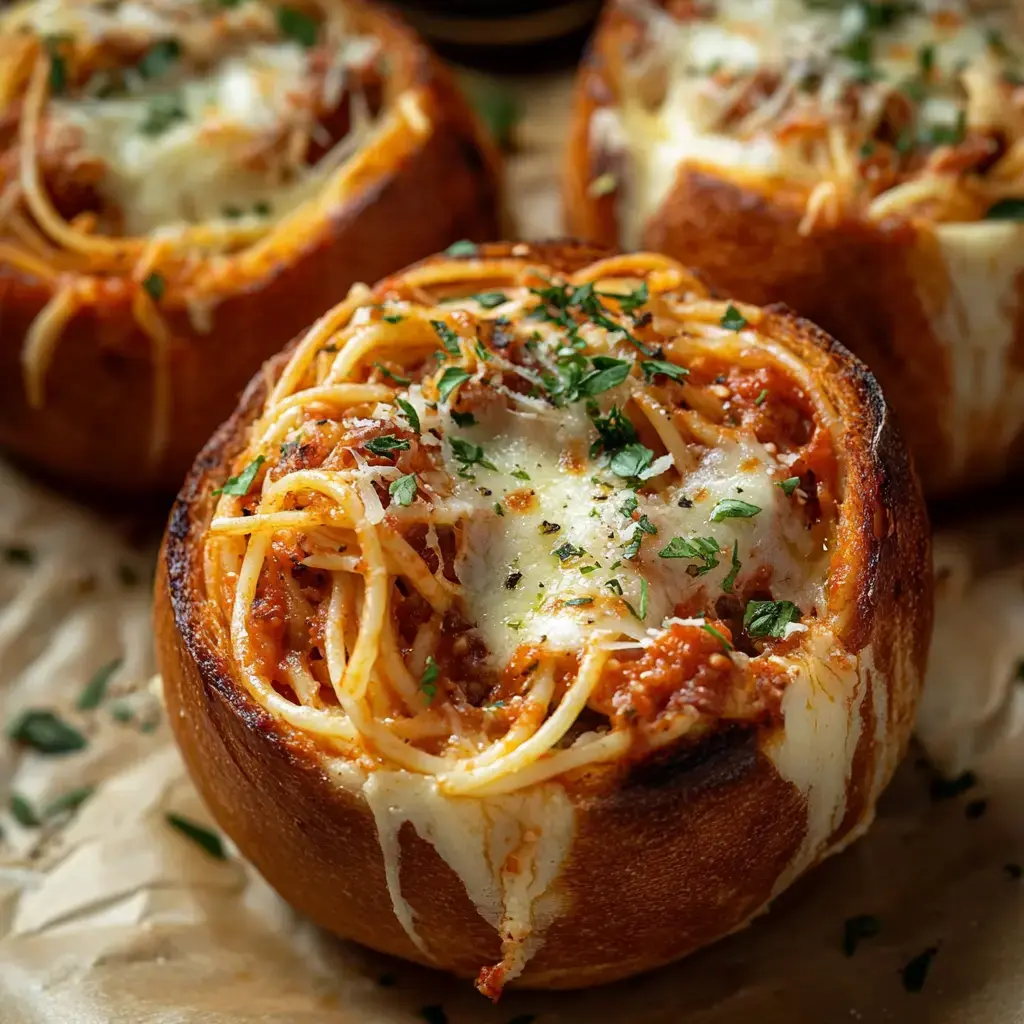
[
  {"xmin": 0, "ymin": 0, "xmax": 500, "ymax": 495},
  {"xmin": 155, "ymin": 239, "xmax": 931, "ymax": 989},
  {"xmin": 564, "ymin": 0, "xmax": 1024, "ymax": 498}
]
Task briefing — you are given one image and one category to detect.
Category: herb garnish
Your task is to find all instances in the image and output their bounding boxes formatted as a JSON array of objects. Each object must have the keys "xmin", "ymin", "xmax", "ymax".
[
  {"xmin": 276, "ymin": 4, "xmax": 318, "ymax": 46},
  {"xmin": 720, "ymin": 304, "xmax": 747, "ymax": 331},
  {"xmin": 744, "ymin": 599, "xmax": 801, "ymax": 638},
  {"xmin": 575, "ymin": 356, "xmax": 631, "ymax": 398},
  {"xmin": 138, "ymin": 38, "xmax": 181, "ymax": 79},
  {"xmin": 444, "ymin": 240, "xmax": 478, "ymax": 257},
  {"xmin": 7, "ymin": 709, "xmax": 87, "ymax": 754},
  {"xmin": 589, "ymin": 405, "xmax": 637, "ymax": 457},
  {"xmin": 77, "ymin": 658, "xmax": 121, "ymax": 711},
  {"xmin": 450, "ymin": 410, "xmax": 476, "ymax": 427},
  {"xmin": 609, "ymin": 443, "xmax": 653, "ymax": 480},
  {"xmin": 658, "ymin": 536, "xmax": 720, "ymax": 574},
  {"xmin": 430, "ymin": 320, "xmax": 462, "ymax": 355},
  {"xmin": 166, "ymin": 813, "xmax": 227, "ymax": 859},
  {"xmin": 45, "ymin": 786, "xmax": 94, "ymax": 818},
  {"xmin": 901, "ymin": 946, "xmax": 938, "ymax": 993},
  {"xmin": 44, "ymin": 36, "xmax": 68, "ymax": 94},
  {"xmin": 4, "ymin": 545, "xmax": 34, "ymax": 565},
  {"xmin": 710, "ymin": 498, "xmax": 761, "ymax": 521},
  {"xmin": 139, "ymin": 93, "xmax": 187, "ymax": 136},
  {"xmin": 382, "ymin": 313, "xmax": 404, "ymax": 323},
  {"xmin": 553, "ymin": 541, "xmax": 585, "ymax": 562},
  {"xmin": 985, "ymin": 198, "xmax": 1024, "ymax": 221},
  {"xmin": 701, "ymin": 623, "xmax": 733, "ymax": 651},
  {"xmin": 564, "ymin": 597, "xmax": 594, "ymax": 607},
  {"xmin": 472, "ymin": 292, "xmax": 507, "ymax": 308},
  {"xmin": 395, "ymin": 397, "xmax": 420, "ymax": 433},
  {"xmin": 623, "ymin": 515, "xmax": 658, "ymax": 559},
  {"xmin": 10, "ymin": 793, "xmax": 39, "ymax": 828},
  {"xmin": 843, "ymin": 914, "xmax": 881, "ymax": 956},
  {"xmin": 214, "ymin": 455, "xmax": 265, "ymax": 496},
  {"xmin": 754, "ymin": 388, "xmax": 768, "ymax": 406},
  {"xmin": 373, "ymin": 362, "xmax": 411, "ymax": 386},
  {"xmin": 419, "ymin": 657, "xmax": 439, "ymax": 702},
  {"xmin": 721, "ymin": 540, "xmax": 741, "ymax": 593},
  {"xmin": 364, "ymin": 435, "xmax": 410, "ymax": 457},
  {"xmin": 641, "ymin": 359, "xmax": 688, "ymax": 382},
  {"xmin": 142, "ymin": 271, "xmax": 166, "ymax": 302},
  {"xmin": 779, "ymin": 476, "xmax": 801, "ymax": 496},
  {"xmin": 389, "ymin": 474, "xmax": 417, "ymax": 507},
  {"xmin": 589, "ymin": 173, "xmax": 617, "ymax": 197},
  {"xmin": 449, "ymin": 437, "xmax": 496, "ymax": 475},
  {"xmin": 437, "ymin": 367, "xmax": 472, "ymax": 402}
]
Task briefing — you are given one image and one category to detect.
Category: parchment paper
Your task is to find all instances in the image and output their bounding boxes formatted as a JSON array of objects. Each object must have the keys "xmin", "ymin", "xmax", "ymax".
[{"xmin": 1, "ymin": 71, "xmax": 1022, "ymax": 1024}]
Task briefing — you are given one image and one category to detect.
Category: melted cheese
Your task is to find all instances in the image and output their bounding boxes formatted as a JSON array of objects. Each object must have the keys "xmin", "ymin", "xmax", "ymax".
[
  {"xmin": 611, "ymin": 0, "xmax": 1018, "ymax": 245},
  {"xmin": 444, "ymin": 396, "xmax": 826, "ymax": 668}
]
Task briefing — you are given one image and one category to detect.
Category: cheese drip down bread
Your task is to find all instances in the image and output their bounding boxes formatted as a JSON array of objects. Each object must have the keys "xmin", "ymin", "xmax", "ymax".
[
  {"xmin": 155, "ymin": 241, "xmax": 932, "ymax": 995},
  {"xmin": 0, "ymin": 0, "xmax": 498, "ymax": 493},
  {"xmin": 566, "ymin": 0, "xmax": 1024, "ymax": 497}
]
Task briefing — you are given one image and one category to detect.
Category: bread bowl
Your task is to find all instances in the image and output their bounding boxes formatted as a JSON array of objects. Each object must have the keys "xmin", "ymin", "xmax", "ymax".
[
  {"xmin": 0, "ymin": 0, "xmax": 499, "ymax": 494},
  {"xmin": 155, "ymin": 239, "xmax": 931, "ymax": 994},
  {"xmin": 565, "ymin": 0, "xmax": 1024, "ymax": 497}
]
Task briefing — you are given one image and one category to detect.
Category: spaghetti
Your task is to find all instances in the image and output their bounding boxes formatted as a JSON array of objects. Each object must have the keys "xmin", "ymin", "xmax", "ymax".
[
  {"xmin": 203, "ymin": 246, "xmax": 841, "ymax": 800},
  {"xmin": 0, "ymin": 0, "xmax": 437, "ymax": 470}
]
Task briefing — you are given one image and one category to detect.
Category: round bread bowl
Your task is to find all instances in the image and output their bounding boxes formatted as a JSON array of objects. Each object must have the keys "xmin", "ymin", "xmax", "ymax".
[
  {"xmin": 155, "ymin": 239, "xmax": 932, "ymax": 993},
  {"xmin": 0, "ymin": 0, "xmax": 500, "ymax": 494},
  {"xmin": 564, "ymin": 0, "xmax": 1024, "ymax": 497}
]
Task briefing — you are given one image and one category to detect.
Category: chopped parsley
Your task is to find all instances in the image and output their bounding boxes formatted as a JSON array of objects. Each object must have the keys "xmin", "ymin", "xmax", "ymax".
[
  {"xmin": 511, "ymin": 467, "xmax": 531, "ymax": 481},
  {"xmin": 77, "ymin": 658, "xmax": 121, "ymax": 711},
  {"xmin": 605, "ymin": 578, "xmax": 623, "ymax": 596},
  {"xmin": 576, "ymin": 356, "xmax": 631, "ymax": 398},
  {"xmin": 472, "ymin": 291, "xmax": 507, "ymax": 308},
  {"xmin": 754, "ymin": 388, "xmax": 768, "ymax": 406},
  {"xmin": 382, "ymin": 313, "xmax": 404, "ymax": 324},
  {"xmin": 373, "ymin": 363, "xmax": 410, "ymax": 386},
  {"xmin": 619, "ymin": 493, "xmax": 638, "ymax": 517},
  {"xmin": 843, "ymin": 914, "xmax": 881, "ymax": 957},
  {"xmin": 701, "ymin": 623, "xmax": 733, "ymax": 651},
  {"xmin": 44, "ymin": 786, "xmax": 94, "ymax": 819},
  {"xmin": 395, "ymin": 397, "xmax": 420, "ymax": 433},
  {"xmin": 720, "ymin": 304, "xmax": 748, "ymax": 331},
  {"xmin": 444, "ymin": 240, "xmax": 478, "ymax": 257},
  {"xmin": 589, "ymin": 404, "xmax": 637, "ymax": 457},
  {"xmin": 419, "ymin": 657, "xmax": 439, "ymax": 702},
  {"xmin": 901, "ymin": 947, "xmax": 938, "ymax": 993},
  {"xmin": 430, "ymin": 320, "xmax": 462, "ymax": 355},
  {"xmin": 139, "ymin": 93, "xmax": 187, "ymax": 136},
  {"xmin": 588, "ymin": 172, "xmax": 618, "ymax": 197},
  {"xmin": 612, "ymin": 281, "xmax": 649, "ymax": 314},
  {"xmin": 779, "ymin": 476, "xmax": 801, "ymax": 496},
  {"xmin": 213, "ymin": 455, "xmax": 265, "ymax": 496},
  {"xmin": 142, "ymin": 271, "xmax": 166, "ymax": 302},
  {"xmin": 138, "ymin": 38, "xmax": 181, "ymax": 79},
  {"xmin": 985, "ymin": 198, "xmax": 1024, "ymax": 221},
  {"xmin": 710, "ymin": 498, "xmax": 761, "ymax": 521},
  {"xmin": 564, "ymin": 597, "xmax": 594, "ymax": 607},
  {"xmin": 4, "ymin": 545, "xmax": 34, "ymax": 565},
  {"xmin": 721, "ymin": 540, "xmax": 741, "ymax": 594},
  {"xmin": 658, "ymin": 535, "xmax": 720, "ymax": 574},
  {"xmin": 44, "ymin": 36, "xmax": 68, "ymax": 94},
  {"xmin": 165, "ymin": 813, "xmax": 227, "ymax": 859},
  {"xmin": 388, "ymin": 474, "xmax": 418, "ymax": 507},
  {"xmin": 449, "ymin": 437, "xmax": 496, "ymax": 475},
  {"xmin": 10, "ymin": 793, "xmax": 39, "ymax": 828},
  {"xmin": 553, "ymin": 541, "xmax": 585, "ymax": 562},
  {"xmin": 609, "ymin": 443, "xmax": 654, "ymax": 480},
  {"xmin": 276, "ymin": 4, "xmax": 318, "ymax": 46},
  {"xmin": 744, "ymin": 599, "xmax": 801, "ymax": 638},
  {"xmin": 364, "ymin": 435, "xmax": 410, "ymax": 457},
  {"xmin": 450, "ymin": 410, "xmax": 476, "ymax": 427},
  {"xmin": 539, "ymin": 521, "xmax": 561, "ymax": 535},
  {"xmin": 638, "ymin": 578, "xmax": 649, "ymax": 619},
  {"xmin": 437, "ymin": 367, "xmax": 472, "ymax": 402},
  {"xmin": 7, "ymin": 709, "xmax": 86, "ymax": 754},
  {"xmin": 494, "ymin": 502, "xmax": 505, "ymax": 516},
  {"xmin": 641, "ymin": 359, "xmax": 688, "ymax": 382}
]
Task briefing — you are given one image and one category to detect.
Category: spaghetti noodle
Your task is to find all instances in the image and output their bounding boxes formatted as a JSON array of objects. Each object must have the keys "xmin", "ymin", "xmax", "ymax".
[
  {"xmin": 203, "ymin": 246, "xmax": 840, "ymax": 800},
  {"xmin": 0, "ymin": 0, "xmax": 489, "ymax": 482}
]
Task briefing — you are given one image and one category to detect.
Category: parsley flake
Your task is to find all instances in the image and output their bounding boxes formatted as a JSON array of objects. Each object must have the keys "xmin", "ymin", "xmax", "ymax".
[
  {"xmin": 553, "ymin": 541, "xmax": 584, "ymax": 562},
  {"xmin": 641, "ymin": 359, "xmax": 688, "ymax": 382},
  {"xmin": 389, "ymin": 474, "xmax": 418, "ymax": 507},
  {"xmin": 77, "ymin": 658, "xmax": 121, "ymax": 711},
  {"xmin": 276, "ymin": 4, "xmax": 318, "ymax": 46},
  {"xmin": 213, "ymin": 455, "xmax": 265, "ymax": 496},
  {"xmin": 744, "ymin": 599, "xmax": 801, "ymax": 638},
  {"xmin": 444, "ymin": 240, "xmax": 478, "ymax": 257},
  {"xmin": 779, "ymin": 476, "xmax": 801, "ymax": 496},
  {"xmin": 609, "ymin": 443, "xmax": 654, "ymax": 480},
  {"xmin": 166, "ymin": 813, "xmax": 227, "ymax": 859},
  {"xmin": 564, "ymin": 597, "xmax": 594, "ymax": 607},
  {"xmin": 450, "ymin": 410, "xmax": 476, "ymax": 427},
  {"xmin": 710, "ymin": 498, "xmax": 761, "ymax": 521},
  {"xmin": 430, "ymin": 320, "xmax": 462, "ymax": 355},
  {"xmin": 6, "ymin": 709, "xmax": 86, "ymax": 754},
  {"xmin": 374, "ymin": 363, "xmax": 410, "ymax": 386},
  {"xmin": 701, "ymin": 623, "xmax": 733, "ymax": 651},
  {"xmin": 364, "ymin": 435, "xmax": 410, "ymax": 457},
  {"xmin": 395, "ymin": 397, "xmax": 420, "ymax": 433},
  {"xmin": 142, "ymin": 271, "xmax": 166, "ymax": 302},
  {"xmin": 721, "ymin": 539, "xmax": 741, "ymax": 594},
  {"xmin": 138, "ymin": 38, "xmax": 181, "ymax": 79},
  {"xmin": 449, "ymin": 437, "xmax": 496, "ymax": 474},
  {"xmin": 437, "ymin": 367, "xmax": 472, "ymax": 402},
  {"xmin": 419, "ymin": 656, "xmax": 439, "ymax": 702},
  {"xmin": 720, "ymin": 304, "xmax": 748, "ymax": 331},
  {"xmin": 658, "ymin": 536, "xmax": 720, "ymax": 574},
  {"xmin": 472, "ymin": 291, "xmax": 507, "ymax": 308},
  {"xmin": 985, "ymin": 198, "xmax": 1024, "ymax": 221}
]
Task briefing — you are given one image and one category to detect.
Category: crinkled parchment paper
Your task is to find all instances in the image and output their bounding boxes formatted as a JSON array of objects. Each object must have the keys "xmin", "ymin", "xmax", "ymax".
[{"xmin": 1, "ymin": 73, "xmax": 1023, "ymax": 1024}]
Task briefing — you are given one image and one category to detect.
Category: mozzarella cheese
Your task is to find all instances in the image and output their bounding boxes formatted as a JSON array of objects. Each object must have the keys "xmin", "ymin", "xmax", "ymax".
[
  {"xmin": 610, "ymin": 0, "xmax": 1018, "ymax": 245},
  {"xmin": 442, "ymin": 393, "xmax": 826, "ymax": 668}
]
